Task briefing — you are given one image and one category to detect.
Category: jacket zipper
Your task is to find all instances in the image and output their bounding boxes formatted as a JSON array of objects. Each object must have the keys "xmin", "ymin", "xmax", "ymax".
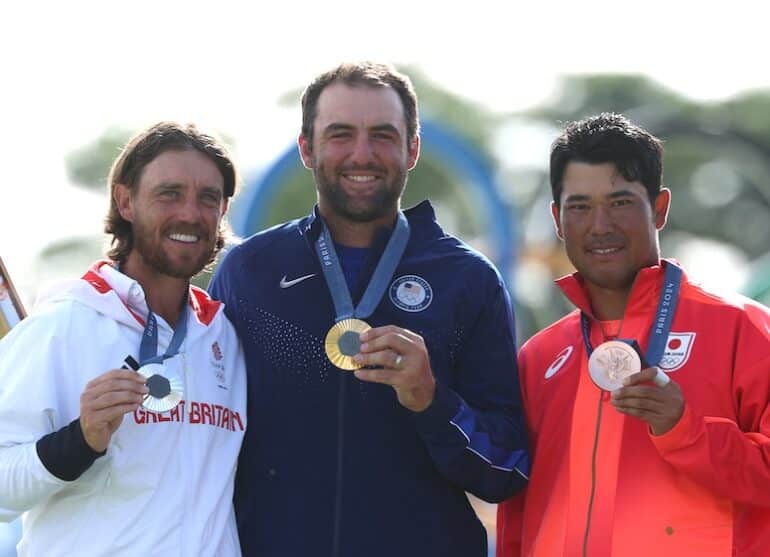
[
  {"xmin": 582, "ymin": 390, "xmax": 605, "ymax": 556},
  {"xmin": 331, "ymin": 372, "xmax": 347, "ymax": 557}
]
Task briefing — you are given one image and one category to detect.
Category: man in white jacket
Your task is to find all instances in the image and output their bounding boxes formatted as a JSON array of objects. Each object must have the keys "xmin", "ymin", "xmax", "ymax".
[{"xmin": 0, "ymin": 122, "xmax": 247, "ymax": 556}]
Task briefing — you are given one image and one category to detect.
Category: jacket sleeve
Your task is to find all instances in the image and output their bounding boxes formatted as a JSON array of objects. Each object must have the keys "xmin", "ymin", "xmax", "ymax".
[
  {"xmin": 208, "ymin": 247, "xmax": 238, "ymax": 325},
  {"xmin": 0, "ymin": 305, "xmax": 83, "ymax": 518},
  {"xmin": 412, "ymin": 276, "xmax": 529, "ymax": 503},
  {"xmin": 651, "ymin": 303, "xmax": 770, "ymax": 506}
]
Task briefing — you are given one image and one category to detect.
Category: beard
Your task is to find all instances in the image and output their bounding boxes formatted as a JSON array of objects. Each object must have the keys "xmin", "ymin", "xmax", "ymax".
[
  {"xmin": 312, "ymin": 160, "xmax": 406, "ymax": 223},
  {"xmin": 131, "ymin": 216, "xmax": 218, "ymax": 279}
]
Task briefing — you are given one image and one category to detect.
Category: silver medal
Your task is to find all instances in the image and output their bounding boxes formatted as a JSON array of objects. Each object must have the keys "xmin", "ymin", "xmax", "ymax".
[{"xmin": 138, "ymin": 361, "xmax": 183, "ymax": 412}]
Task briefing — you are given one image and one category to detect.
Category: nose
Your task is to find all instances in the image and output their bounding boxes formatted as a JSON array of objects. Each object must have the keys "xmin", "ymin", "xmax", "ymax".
[
  {"xmin": 349, "ymin": 135, "xmax": 375, "ymax": 165},
  {"xmin": 177, "ymin": 195, "xmax": 203, "ymax": 223},
  {"xmin": 590, "ymin": 205, "xmax": 614, "ymax": 235}
]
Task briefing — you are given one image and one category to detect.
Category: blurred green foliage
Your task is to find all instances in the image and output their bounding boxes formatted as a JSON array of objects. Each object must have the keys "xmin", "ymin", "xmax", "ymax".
[{"xmin": 65, "ymin": 127, "xmax": 132, "ymax": 190}]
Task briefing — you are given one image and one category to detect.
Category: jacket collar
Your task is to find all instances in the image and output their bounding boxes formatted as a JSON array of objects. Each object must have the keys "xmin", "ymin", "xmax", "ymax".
[
  {"xmin": 300, "ymin": 199, "xmax": 439, "ymax": 248},
  {"xmin": 81, "ymin": 260, "xmax": 220, "ymax": 326},
  {"xmin": 555, "ymin": 258, "xmax": 683, "ymax": 320}
]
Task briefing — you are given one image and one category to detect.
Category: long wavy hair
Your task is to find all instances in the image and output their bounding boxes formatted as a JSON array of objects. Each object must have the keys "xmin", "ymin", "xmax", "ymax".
[{"xmin": 104, "ymin": 121, "xmax": 238, "ymax": 265}]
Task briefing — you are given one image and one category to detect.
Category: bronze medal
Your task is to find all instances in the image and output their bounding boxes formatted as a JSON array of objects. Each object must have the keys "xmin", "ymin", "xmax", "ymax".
[
  {"xmin": 588, "ymin": 340, "xmax": 641, "ymax": 391},
  {"xmin": 324, "ymin": 318, "xmax": 371, "ymax": 370}
]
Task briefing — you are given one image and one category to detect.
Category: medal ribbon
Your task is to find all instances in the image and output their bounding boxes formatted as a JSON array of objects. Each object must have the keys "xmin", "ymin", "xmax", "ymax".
[
  {"xmin": 139, "ymin": 303, "xmax": 189, "ymax": 365},
  {"xmin": 315, "ymin": 212, "xmax": 410, "ymax": 321},
  {"xmin": 580, "ymin": 262, "xmax": 683, "ymax": 364}
]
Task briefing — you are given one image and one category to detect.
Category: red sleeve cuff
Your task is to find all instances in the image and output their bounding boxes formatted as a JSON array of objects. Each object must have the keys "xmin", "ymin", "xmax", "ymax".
[{"xmin": 650, "ymin": 402, "xmax": 698, "ymax": 454}]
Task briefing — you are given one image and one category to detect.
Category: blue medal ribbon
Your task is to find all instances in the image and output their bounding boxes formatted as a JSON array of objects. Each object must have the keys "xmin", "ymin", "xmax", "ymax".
[
  {"xmin": 580, "ymin": 262, "xmax": 683, "ymax": 365},
  {"xmin": 138, "ymin": 303, "xmax": 189, "ymax": 365},
  {"xmin": 315, "ymin": 212, "xmax": 410, "ymax": 321}
]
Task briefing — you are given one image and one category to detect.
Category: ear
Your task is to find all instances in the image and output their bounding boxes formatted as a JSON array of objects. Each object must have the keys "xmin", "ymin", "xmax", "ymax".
[
  {"xmin": 298, "ymin": 134, "xmax": 314, "ymax": 169},
  {"xmin": 550, "ymin": 201, "xmax": 564, "ymax": 240},
  {"xmin": 406, "ymin": 135, "xmax": 420, "ymax": 170},
  {"xmin": 653, "ymin": 188, "xmax": 671, "ymax": 230},
  {"xmin": 114, "ymin": 183, "xmax": 134, "ymax": 222},
  {"xmin": 221, "ymin": 198, "xmax": 230, "ymax": 217}
]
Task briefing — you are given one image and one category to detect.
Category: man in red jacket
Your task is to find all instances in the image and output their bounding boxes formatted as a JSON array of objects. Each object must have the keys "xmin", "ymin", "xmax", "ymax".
[{"xmin": 497, "ymin": 113, "xmax": 770, "ymax": 556}]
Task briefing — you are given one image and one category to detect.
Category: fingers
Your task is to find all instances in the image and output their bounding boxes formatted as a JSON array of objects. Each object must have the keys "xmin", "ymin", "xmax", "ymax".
[
  {"xmin": 611, "ymin": 374, "xmax": 685, "ymax": 435},
  {"xmin": 621, "ymin": 367, "xmax": 660, "ymax": 387},
  {"xmin": 611, "ymin": 388, "xmax": 666, "ymax": 414},
  {"xmin": 81, "ymin": 369, "xmax": 149, "ymax": 414},
  {"xmin": 81, "ymin": 370, "xmax": 149, "ymax": 452},
  {"xmin": 353, "ymin": 325, "xmax": 436, "ymax": 412},
  {"xmin": 354, "ymin": 348, "xmax": 402, "ymax": 371},
  {"xmin": 353, "ymin": 348, "xmax": 408, "ymax": 385},
  {"xmin": 354, "ymin": 367, "xmax": 401, "ymax": 385},
  {"xmin": 85, "ymin": 369, "xmax": 148, "ymax": 392},
  {"xmin": 359, "ymin": 326, "xmax": 422, "ymax": 355}
]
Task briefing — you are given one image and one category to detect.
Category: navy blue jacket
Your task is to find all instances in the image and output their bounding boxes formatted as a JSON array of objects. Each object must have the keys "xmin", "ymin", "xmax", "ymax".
[{"xmin": 210, "ymin": 201, "xmax": 529, "ymax": 557}]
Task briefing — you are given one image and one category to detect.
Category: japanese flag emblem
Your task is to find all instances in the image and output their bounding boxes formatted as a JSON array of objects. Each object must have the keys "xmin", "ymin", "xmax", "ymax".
[{"xmin": 658, "ymin": 332, "xmax": 696, "ymax": 372}]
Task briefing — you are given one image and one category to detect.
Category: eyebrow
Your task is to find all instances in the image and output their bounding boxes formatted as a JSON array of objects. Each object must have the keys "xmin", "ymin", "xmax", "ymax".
[
  {"xmin": 369, "ymin": 124, "xmax": 400, "ymax": 136},
  {"xmin": 563, "ymin": 189, "xmax": 639, "ymax": 203},
  {"xmin": 607, "ymin": 189, "xmax": 638, "ymax": 199},
  {"xmin": 153, "ymin": 183, "xmax": 222, "ymax": 196},
  {"xmin": 154, "ymin": 182, "xmax": 184, "ymax": 191},
  {"xmin": 322, "ymin": 123, "xmax": 354, "ymax": 135},
  {"xmin": 321, "ymin": 122, "xmax": 401, "ymax": 136},
  {"xmin": 563, "ymin": 193, "xmax": 591, "ymax": 204}
]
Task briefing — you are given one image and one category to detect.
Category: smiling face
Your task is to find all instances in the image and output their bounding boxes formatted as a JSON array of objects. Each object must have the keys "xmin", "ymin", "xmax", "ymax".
[
  {"xmin": 552, "ymin": 161, "xmax": 670, "ymax": 295},
  {"xmin": 298, "ymin": 82, "xmax": 419, "ymax": 226},
  {"xmin": 116, "ymin": 149, "xmax": 228, "ymax": 280}
]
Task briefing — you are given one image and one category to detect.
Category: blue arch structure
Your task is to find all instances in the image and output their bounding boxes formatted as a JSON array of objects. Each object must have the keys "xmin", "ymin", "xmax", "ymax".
[{"xmin": 231, "ymin": 119, "xmax": 516, "ymax": 282}]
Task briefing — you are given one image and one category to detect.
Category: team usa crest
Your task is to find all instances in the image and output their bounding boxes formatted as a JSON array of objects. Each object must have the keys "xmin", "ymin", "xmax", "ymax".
[
  {"xmin": 390, "ymin": 275, "xmax": 433, "ymax": 312},
  {"xmin": 658, "ymin": 332, "xmax": 696, "ymax": 372}
]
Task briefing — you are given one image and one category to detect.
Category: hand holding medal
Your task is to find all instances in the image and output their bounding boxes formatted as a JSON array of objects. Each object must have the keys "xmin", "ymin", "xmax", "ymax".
[
  {"xmin": 80, "ymin": 369, "xmax": 150, "ymax": 452},
  {"xmin": 583, "ymin": 263, "xmax": 684, "ymax": 435},
  {"xmin": 588, "ymin": 340, "xmax": 669, "ymax": 391},
  {"xmin": 610, "ymin": 365, "xmax": 684, "ymax": 435},
  {"xmin": 352, "ymin": 325, "xmax": 436, "ymax": 413}
]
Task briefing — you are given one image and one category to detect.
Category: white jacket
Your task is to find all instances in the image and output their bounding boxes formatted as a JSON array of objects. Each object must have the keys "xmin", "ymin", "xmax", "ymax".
[{"xmin": 0, "ymin": 261, "xmax": 246, "ymax": 556}]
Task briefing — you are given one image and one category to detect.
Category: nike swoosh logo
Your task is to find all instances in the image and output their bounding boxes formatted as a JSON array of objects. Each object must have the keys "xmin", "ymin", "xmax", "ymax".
[{"xmin": 279, "ymin": 273, "xmax": 316, "ymax": 289}]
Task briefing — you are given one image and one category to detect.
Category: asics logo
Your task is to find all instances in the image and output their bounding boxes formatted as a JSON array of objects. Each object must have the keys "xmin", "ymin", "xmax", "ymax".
[
  {"xmin": 544, "ymin": 346, "xmax": 574, "ymax": 379},
  {"xmin": 279, "ymin": 273, "xmax": 316, "ymax": 289}
]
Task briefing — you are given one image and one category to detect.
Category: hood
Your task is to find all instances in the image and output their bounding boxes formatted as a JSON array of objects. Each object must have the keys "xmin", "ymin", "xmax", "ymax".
[{"xmin": 36, "ymin": 260, "xmax": 221, "ymax": 334}]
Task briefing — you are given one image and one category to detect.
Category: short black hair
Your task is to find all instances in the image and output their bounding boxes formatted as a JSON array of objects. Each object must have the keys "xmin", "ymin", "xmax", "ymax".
[{"xmin": 550, "ymin": 113, "xmax": 664, "ymax": 207}]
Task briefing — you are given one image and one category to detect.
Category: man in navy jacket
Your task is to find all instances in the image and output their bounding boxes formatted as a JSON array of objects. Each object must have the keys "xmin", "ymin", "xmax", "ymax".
[{"xmin": 210, "ymin": 62, "xmax": 529, "ymax": 557}]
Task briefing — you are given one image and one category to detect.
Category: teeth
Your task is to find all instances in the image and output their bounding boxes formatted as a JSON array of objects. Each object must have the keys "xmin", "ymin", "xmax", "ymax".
[
  {"xmin": 169, "ymin": 233, "xmax": 198, "ymax": 243},
  {"xmin": 345, "ymin": 175, "xmax": 376, "ymax": 182},
  {"xmin": 592, "ymin": 248, "xmax": 620, "ymax": 254}
]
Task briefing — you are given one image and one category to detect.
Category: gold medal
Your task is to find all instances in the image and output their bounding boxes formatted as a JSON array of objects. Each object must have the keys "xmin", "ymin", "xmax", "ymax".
[
  {"xmin": 325, "ymin": 318, "xmax": 371, "ymax": 370},
  {"xmin": 588, "ymin": 340, "xmax": 641, "ymax": 391}
]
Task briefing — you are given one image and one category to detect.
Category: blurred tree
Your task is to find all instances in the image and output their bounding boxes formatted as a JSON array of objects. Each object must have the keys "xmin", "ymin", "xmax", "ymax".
[{"xmin": 65, "ymin": 127, "xmax": 132, "ymax": 190}]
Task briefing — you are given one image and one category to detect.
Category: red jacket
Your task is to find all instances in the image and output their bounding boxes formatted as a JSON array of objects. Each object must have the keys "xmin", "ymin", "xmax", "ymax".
[{"xmin": 498, "ymin": 261, "xmax": 770, "ymax": 556}]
